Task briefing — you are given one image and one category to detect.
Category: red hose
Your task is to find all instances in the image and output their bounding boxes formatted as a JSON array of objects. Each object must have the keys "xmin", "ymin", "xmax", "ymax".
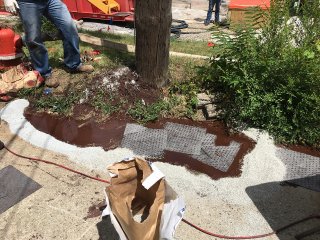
[
  {"xmin": 4, "ymin": 145, "xmax": 110, "ymax": 184},
  {"xmin": 182, "ymin": 214, "xmax": 320, "ymax": 239},
  {"xmin": 3, "ymin": 144, "xmax": 319, "ymax": 239}
]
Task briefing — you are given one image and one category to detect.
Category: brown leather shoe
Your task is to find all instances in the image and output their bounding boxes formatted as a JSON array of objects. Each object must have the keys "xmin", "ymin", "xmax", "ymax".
[
  {"xmin": 76, "ymin": 64, "xmax": 94, "ymax": 73},
  {"xmin": 45, "ymin": 74, "xmax": 59, "ymax": 88}
]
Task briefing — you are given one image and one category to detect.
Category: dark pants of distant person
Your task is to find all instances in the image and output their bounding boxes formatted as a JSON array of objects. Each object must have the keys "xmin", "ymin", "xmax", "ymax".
[{"xmin": 204, "ymin": 0, "xmax": 221, "ymax": 24}]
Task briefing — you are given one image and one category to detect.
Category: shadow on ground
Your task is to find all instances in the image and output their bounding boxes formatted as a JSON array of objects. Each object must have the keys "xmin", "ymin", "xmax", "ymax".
[
  {"xmin": 97, "ymin": 216, "xmax": 120, "ymax": 240},
  {"xmin": 193, "ymin": 17, "xmax": 206, "ymax": 22},
  {"xmin": 246, "ymin": 178, "xmax": 320, "ymax": 240}
]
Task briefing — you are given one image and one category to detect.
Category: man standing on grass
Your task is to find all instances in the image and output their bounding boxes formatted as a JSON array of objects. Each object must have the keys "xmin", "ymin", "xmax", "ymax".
[{"xmin": 4, "ymin": 0, "xmax": 94, "ymax": 88}]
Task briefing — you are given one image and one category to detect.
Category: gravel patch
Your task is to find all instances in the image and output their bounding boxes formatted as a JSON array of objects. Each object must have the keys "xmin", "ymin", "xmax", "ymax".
[{"xmin": 1, "ymin": 100, "xmax": 320, "ymax": 239}]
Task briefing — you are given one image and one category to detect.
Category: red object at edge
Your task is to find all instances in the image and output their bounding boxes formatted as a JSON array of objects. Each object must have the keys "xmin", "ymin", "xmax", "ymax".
[
  {"xmin": 229, "ymin": 0, "xmax": 270, "ymax": 10},
  {"xmin": 0, "ymin": 27, "xmax": 22, "ymax": 58}
]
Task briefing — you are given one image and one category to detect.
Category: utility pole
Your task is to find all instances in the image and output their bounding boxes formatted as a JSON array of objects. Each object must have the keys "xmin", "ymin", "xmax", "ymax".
[{"xmin": 135, "ymin": 0, "xmax": 172, "ymax": 88}]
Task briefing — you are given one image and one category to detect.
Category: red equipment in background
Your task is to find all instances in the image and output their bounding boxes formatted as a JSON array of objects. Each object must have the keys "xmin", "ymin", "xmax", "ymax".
[
  {"xmin": 0, "ymin": 27, "xmax": 23, "ymax": 70},
  {"xmin": 228, "ymin": 0, "xmax": 270, "ymax": 25},
  {"xmin": 0, "ymin": 0, "xmax": 134, "ymax": 22},
  {"xmin": 63, "ymin": 0, "xmax": 134, "ymax": 22}
]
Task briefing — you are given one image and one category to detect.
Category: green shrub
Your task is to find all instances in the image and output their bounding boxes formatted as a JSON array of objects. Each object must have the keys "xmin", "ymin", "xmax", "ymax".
[
  {"xmin": 127, "ymin": 97, "xmax": 179, "ymax": 124},
  {"xmin": 197, "ymin": 0, "xmax": 320, "ymax": 147},
  {"xmin": 169, "ymin": 80, "xmax": 199, "ymax": 117},
  {"xmin": 34, "ymin": 93, "xmax": 79, "ymax": 114},
  {"xmin": 91, "ymin": 88, "xmax": 124, "ymax": 115}
]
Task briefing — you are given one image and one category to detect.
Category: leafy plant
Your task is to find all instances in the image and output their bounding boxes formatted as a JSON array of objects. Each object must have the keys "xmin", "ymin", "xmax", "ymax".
[
  {"xmin": 34, "ymin": 91, "xmax": 80, "ymax": 114},
  {"xmin": 197, "ymin": 0, "xmax": 320, "ymax": 147},
  {"xmin": 169, "ymin": 80, "xmax": 200, "ymax": 117},
  {"xmin": 128, "ymin": 99, "xmax": 176, "ymax": 124},
  {"xmin": 17, "ymin": 87, "xmax": 42, "ymax": 98},
  {"xmin": 91, "ymin": 88, "xmax": 123, "ymax": 115}
]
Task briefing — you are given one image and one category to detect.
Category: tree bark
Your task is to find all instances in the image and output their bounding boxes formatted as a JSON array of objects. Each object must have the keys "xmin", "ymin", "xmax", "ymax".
[{"xmin": 135, "ymin": 0, "xmax": 172, "ymax": 88}]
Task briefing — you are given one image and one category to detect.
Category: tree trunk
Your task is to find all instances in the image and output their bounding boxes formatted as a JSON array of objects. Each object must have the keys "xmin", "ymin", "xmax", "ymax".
[{"xmin": 135, "ymin": 0, "xmax": 172, "ymax": 88}]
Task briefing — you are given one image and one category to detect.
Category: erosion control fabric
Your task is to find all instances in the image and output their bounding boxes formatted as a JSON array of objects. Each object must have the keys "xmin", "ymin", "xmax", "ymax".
[
  {"xmin": 0, "ymin": 165, "xmax": 42, "ymax": 214},
  {"xmin": 276, "ymin": 148, "xmax": 320, "ymax": 192},
  {"xmin": 121, "ymin": 123, "xmax": 241, "ymax": 172},
  {"xmin": 121, "ymin": 124, "xmax": 167, "ymax": 157}
]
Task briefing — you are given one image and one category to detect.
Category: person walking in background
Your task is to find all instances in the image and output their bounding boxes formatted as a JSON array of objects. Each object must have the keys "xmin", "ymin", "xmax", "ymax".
[
  {"xmin": 204, "ymin": 0, "xmax": 221, "ymax": 26},
  {"xmin": 3, "ymin": 0, "xmax": 94, "ymax": 88}
]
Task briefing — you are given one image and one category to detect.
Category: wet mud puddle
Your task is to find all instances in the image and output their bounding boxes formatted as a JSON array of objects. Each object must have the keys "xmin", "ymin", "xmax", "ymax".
[
  {"xmin": 25, "ymin": 111, "xmax": 256, "ymax": 180},
  {"xmin": 84, "ymin": 201, "xmax": 106, "ymax": 220}
]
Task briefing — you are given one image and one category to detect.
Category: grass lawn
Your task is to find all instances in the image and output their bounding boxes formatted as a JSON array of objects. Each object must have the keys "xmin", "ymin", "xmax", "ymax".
[
  {"xmin": 78, "ymin": 29, "xmax": 212, "ymax": 56},
  {"xmin": 44, "ymin": 39, "xmax": 207, "ymax": 84}
]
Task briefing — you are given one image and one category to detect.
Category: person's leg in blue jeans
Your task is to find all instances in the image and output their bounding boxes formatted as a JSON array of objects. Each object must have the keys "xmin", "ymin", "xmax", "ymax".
[
  {"xmin": 44, "ymin": 0, "xmax": 81, "ymax": 71},
  {"xmin": 18, "ymin": 0, "xmax": 93, "ymax": 87},
  {"xmin": 205, "ymin": 0, "xmax": 222, "ymax": 25},
  {"xmin": 204, "ymin": 0, "xmax": 214, "ymax": 25},
  {"xmin": 214, "ymin": 0, "xmax": 221, "ymax": 23},
  {"xmin": 18, "ymin": 0, "xmax": 51, "ymax": 77}
]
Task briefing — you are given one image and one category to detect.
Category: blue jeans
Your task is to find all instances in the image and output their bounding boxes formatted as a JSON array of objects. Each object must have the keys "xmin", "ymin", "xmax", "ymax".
[
  {"xmin": 17, "ymin": 0, "xmax": 81, "ymax": 77},
  {"xmin": 205, "ymin": 0, "xmax": 221, "ymax": 23}
]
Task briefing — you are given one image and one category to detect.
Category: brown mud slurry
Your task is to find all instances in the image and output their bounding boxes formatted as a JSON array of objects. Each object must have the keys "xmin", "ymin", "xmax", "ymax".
[
  {"xmin": 25, "ymin": 109, "xmax": 256, "ymax": 180},
  {"xmin": 25, "ymin": 110, "xmax": 129, "ymax": 150},
  {"xmin": 84, "ymin": 201, "xmax": 106, "ymax": 220}
]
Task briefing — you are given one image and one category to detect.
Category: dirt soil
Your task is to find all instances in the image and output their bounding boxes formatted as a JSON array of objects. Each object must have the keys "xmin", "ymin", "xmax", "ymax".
[
  {"xmin": 88, "ymin": 66, "xmax": 161, "ymax": 105},
  {"xmin": 26, "ymin": 66, "xmax": 162, "ymax": 119}
]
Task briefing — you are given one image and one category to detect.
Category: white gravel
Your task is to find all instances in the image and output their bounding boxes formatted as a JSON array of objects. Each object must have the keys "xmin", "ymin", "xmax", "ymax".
[{"xmin": 1, "ymin": 99, "xmax": 319, "ymax": 239}]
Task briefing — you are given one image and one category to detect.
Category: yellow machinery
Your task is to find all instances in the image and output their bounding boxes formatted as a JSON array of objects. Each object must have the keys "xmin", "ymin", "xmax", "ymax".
[{"xmin": 87, "ymin": 0, "xmax": 120, "ymax": 14}]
